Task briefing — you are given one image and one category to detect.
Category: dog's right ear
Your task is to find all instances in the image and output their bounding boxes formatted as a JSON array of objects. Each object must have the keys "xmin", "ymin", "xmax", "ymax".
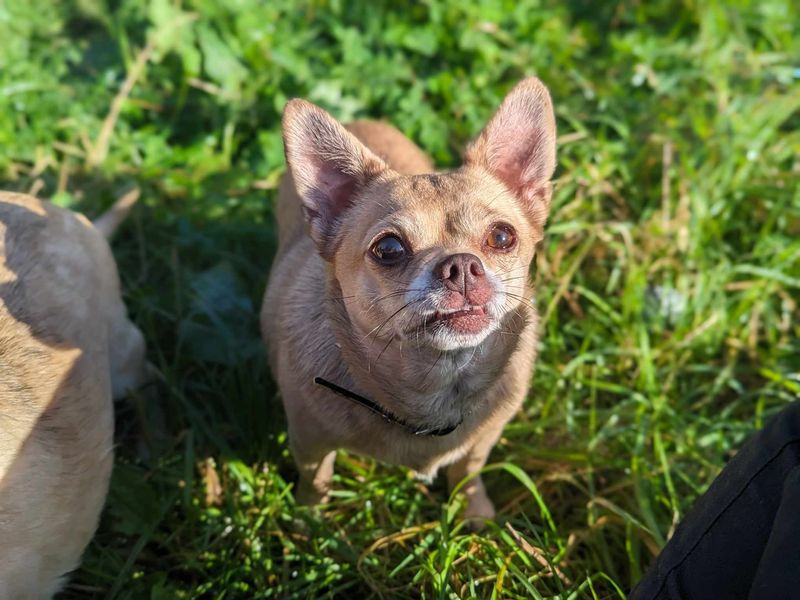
[
  {"xmin": 465, "ymin": 78, "xmax": 556, "ymax": 230},
  {"xmin": 282, "ymin": 99, "xmax": 388, "ymax": 259}
]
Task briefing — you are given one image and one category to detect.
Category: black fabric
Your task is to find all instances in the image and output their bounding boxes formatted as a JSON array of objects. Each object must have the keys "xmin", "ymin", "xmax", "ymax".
[
  {"xmin": 748, "ymin": 465, "xmax": 800, "ymax": 599},
  {"xmin": 631, "ymin": 401, "xmax": 800, "ymax": 600}
]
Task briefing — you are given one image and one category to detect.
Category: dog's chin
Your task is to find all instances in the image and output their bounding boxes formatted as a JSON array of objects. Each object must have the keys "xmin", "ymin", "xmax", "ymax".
[
  {"xmin": 414, "ymin": 307, "xmax": 499, "ymax": 351},
  {"xmin": 426, "ymin": 327, "xmax": 495, "ymax": 351}
]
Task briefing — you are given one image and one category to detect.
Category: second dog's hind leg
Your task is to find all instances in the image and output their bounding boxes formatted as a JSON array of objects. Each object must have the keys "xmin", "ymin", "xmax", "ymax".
[{"xmin": 108, "ymin": 315, "xmax": 150, "ymax": 399}]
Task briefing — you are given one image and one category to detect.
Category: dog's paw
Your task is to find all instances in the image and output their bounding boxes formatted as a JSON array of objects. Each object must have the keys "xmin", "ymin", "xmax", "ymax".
[
  {"xmin": 295, "ymin": 487, "xmax": 329, "ymax": 506},
  {"xmin": 462, "ymin": 490, "xmax": 496, "ymax": 530}
]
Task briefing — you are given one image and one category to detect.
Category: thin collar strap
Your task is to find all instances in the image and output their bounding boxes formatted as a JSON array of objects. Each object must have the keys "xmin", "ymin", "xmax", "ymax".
[{"xmin": 313, "ymin": 377, "xmax": 461, "ymax": 437}]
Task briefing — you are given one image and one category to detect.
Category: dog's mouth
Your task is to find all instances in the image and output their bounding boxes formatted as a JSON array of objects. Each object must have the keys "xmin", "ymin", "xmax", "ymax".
[{"xmin": 425, "ymin": 305, "xmax": 491, "ymax": 334}]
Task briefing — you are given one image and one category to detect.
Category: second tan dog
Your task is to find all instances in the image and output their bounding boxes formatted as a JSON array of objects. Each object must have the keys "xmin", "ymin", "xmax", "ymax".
[
  {"xmin": 0, "ymin": 192, "xmax": 148, "ymax": 599},
  {"xmin": 262, "ymin": 78, "xmax": 556, "ymax": 519}
]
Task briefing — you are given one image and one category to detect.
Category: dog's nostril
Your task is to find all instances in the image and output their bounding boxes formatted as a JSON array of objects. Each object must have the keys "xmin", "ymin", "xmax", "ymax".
[
  {"xmin": 469, "ymin": 260, "xmax": 484, "ymax": 278},
  {"xmin": 444, "ymin": 263, "xmax": 461, "ymax": 282}
]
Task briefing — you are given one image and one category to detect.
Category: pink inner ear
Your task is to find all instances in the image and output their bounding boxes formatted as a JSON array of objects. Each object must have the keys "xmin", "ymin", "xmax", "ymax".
[
  {"xmin": 314, "ymin": 162, "xmax": 359, "ymax": 222},
  {"xmin": 491, "ymin": 128, "xmax": 549, "ymax": 196},
  {"xmin": 494, "ymin": 158, "xmax": 527, "ymax": 196}
]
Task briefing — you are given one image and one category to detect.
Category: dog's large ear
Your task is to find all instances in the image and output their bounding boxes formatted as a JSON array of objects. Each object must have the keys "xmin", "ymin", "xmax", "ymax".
[
  {"xmin": 465, "ymin": 78, "xmax": 556, "ymax": 228},
  {"xmin": 282, "ymin": 99, "xmax": 388, "ymax": 258}
]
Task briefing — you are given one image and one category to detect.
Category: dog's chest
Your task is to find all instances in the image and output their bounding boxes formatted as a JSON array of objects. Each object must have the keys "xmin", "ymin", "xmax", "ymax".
[{"xmin": 409, "ymin": 348, "xmax": 502, "ymax": 406}]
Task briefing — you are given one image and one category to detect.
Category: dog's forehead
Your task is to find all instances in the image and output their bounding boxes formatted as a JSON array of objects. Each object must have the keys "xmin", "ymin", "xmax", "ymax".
[
  {"xmin": 365, "ymin": 171, "xmax": 519, "ymax": 240},
  {"xmin": 394, "ymin": 171, "xmax": 480, "ymax": 205}
]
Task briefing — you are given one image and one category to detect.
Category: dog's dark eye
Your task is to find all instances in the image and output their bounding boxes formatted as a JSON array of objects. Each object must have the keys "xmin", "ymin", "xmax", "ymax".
[
  {"xmin": 485, "ymin": 223, "xmax": 517, "ymax": 251},
  {"xmin": 371, "ymin": 235, "xmax": 406, "ymax": 265}
]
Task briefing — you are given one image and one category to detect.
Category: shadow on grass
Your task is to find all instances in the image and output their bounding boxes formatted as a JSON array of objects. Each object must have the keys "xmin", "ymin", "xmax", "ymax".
[{"xmin": 0, "ymin": 171, "xmax": 305, "ymax": 597}]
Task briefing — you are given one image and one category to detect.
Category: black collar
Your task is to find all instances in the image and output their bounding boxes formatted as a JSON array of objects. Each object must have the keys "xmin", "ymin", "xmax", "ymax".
[{"xmin": 314, "ymin": 377, "xmax": 461, "ymax": 437}]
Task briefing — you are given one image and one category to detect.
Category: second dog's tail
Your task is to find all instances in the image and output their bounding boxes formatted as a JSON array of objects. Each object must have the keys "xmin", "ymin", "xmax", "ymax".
[{"xmin": 93, "ymin": 188, "xmax": 140, "ymax": 239}]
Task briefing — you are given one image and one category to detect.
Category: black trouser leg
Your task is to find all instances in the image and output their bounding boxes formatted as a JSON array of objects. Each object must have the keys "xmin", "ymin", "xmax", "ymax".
[{"xmin": 631, "ymin": 401, "xmax": 800, "ymax": 600}]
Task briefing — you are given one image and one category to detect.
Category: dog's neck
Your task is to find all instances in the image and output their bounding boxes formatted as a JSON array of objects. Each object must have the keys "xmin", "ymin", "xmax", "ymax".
[{"xmin": 323, "ymin": 274, "xmax": 531, "ymax": 433}]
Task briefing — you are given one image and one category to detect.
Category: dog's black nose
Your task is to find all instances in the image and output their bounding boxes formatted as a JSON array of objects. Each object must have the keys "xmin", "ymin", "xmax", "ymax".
[{"xmin": 435, "ymin": 253, "xmax": 485, "ymax": 293}]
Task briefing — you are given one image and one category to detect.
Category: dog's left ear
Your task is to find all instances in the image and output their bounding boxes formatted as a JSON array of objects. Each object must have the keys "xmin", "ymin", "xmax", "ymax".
[
  {"xmin": 282, "ymin": 99, "xmax": 388, "ymax": 259},
  {"xmin": 465, "ymin": 77, "xmax": 556, "ymax": 227}
]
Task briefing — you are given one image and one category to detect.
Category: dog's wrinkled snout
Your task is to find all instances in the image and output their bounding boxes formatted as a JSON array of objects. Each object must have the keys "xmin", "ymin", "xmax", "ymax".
[{"xmin": 435, "ymin": 253, "xmax": 492, "ymax": 305}]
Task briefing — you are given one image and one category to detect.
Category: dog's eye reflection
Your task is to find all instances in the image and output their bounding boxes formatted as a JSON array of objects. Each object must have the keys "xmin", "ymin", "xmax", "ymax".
[
  {"xmin": 485, "ymin": 223, "xmax": 517, "ymax": 251},
  {"xmin": 370, "ymin": 235, "xmax": 406, "ymax": 265}
]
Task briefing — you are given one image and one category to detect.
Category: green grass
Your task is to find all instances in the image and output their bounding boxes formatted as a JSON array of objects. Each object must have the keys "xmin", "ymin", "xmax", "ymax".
[{"xmin": 2, "ymin": 0, "xmax": 799, "ymax": 597}]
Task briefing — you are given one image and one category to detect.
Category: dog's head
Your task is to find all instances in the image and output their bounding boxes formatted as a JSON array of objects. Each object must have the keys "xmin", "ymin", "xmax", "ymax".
[{"xmin": 283, "ymin": 78, "xmax": 556, "ymax": 352}]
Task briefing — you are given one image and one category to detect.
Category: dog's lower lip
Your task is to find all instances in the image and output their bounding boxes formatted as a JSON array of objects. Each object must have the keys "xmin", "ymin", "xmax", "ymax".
[
  {"xmin": 425, "ymin": 306, "xmax": 490, "ymax": 334},
  {"xmin": 427, "ymin": 306, "xmax": 485, "ymax": 322}
]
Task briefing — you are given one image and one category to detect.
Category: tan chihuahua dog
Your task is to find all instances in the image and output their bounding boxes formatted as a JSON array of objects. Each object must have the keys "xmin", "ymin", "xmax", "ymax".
[
  {"xmin": 262, "ymin": 78, "xmax": 556, "ymax": 519},
  {"xmin": 0, "ymin": 192, "xmax": 148, "ymax": 598}
]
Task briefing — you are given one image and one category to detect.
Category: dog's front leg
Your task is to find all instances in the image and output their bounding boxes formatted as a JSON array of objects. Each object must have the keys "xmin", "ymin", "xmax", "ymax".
[
  {"xmin": 291, "ymin": 444, "xmax": 337, "ymax": 506},
  {"xmin": 446, "ymin": 432, "xmax": 500, "ymax": 522}
]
